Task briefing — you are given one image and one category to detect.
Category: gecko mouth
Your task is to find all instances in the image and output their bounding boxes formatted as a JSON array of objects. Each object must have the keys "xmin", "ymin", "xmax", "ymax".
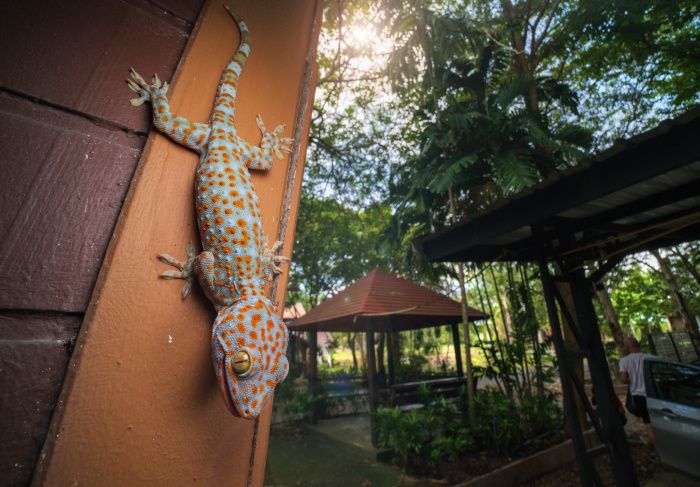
[{"xmin": 218, "ymin": 360, "xmax": 252, "ymax": 419}]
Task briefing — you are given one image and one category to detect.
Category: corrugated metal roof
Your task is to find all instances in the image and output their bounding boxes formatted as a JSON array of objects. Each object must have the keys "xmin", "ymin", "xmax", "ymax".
[
  {"xmin": 415, "ymin": 106, "xmax": 700, "ymax": 263},
  {"xmin": 287, "ymin": 269, "xmax": 488, "ymax": 332}
]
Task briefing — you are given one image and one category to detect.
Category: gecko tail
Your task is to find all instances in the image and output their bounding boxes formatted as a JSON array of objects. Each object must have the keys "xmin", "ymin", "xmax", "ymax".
[
  {"xmin": 210, "ymin": 6, "xmax": 251, "ymax": 124},
  {"xmin": 221, "ymin": 6, "xmax": 251, "ymax": 80}
]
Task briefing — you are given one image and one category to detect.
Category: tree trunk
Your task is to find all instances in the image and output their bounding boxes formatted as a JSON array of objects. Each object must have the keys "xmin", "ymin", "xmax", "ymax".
[
  {"xmin": 479, "ymin": 266, "xmax": 512, "ymax": 398},
  {"xmin": 448, "ymin": 187, "xmax": 475, "ymax": 422},
  {"xmin": 673, "ymin": 246, "xmax": 700, "ymax": 288},
  {"xmin": 520, "ymin": 264, "xmax": 544, "ymax": 397},
  {"xmin": 499, "ymin": 0, "xmax": 555, "ymax": 178},
  {"xmin": 594, "ymin": 283, "xmax": 626, "ymax": 355},
  {"xmin": 357, "ymin": 333, "xmax": 366, "ymax": 370},
  {"xmin": 651, "ymin": 249, "xmax": 695, "ymax": 333},
  {"xmin": 490, "ymin": 263, "xmax": 523, "ymax": 399}
]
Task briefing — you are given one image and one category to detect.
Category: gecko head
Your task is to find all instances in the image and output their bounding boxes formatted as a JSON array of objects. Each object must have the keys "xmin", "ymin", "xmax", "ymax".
[{"xmin": 216, "ymin": 332, "xmax": 289, "ymax": 420}]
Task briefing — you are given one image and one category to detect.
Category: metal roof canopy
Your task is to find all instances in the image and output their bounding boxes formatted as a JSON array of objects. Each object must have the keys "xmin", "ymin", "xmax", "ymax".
[
  {"xmin": 412, "ymin": 108, "xmax": 700, "ymax": 487},
  {"xmin": 414, "ymin": 107, "xmax": 700, "ymax": 264},
  {"xmin": 287, "ymin": 268, "xmax": 488, "ymax": 332}
]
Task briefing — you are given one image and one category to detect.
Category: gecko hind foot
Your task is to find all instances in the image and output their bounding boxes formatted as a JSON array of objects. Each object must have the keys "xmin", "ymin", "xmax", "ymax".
[{"xmin": 157, "ymin": 242, "xmax": 196, "ymax": 298}]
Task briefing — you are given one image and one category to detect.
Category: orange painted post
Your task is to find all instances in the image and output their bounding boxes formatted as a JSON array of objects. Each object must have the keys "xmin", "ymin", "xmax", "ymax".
[{"xmin": 31, "ymin": 1, "xmax": 321, "ymax": 485}]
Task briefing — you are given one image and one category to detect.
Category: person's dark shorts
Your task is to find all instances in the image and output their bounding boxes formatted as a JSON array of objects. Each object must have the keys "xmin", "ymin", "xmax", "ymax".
[{"xmin": 632, "ymin": 395, "xmax": 650, "ymax": 424}]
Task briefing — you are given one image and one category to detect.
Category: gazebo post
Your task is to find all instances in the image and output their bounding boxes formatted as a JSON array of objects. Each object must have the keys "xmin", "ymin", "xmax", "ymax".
[
  {"xmin": 450, "ymin": 323, "xmax": 464, "ymax": 377},
  {"xmin": 308, "ymin": 328, "xmax": 318, "ymax": 424},
  {"xmin": 366, "ymin": 322, "xmax": 378, "ymax": 447},
  {"xmin": 289, "ymin": 330, "xmax": 297, "ymax": 365},
  {"xmin": 386, "ymin": 328, "xmax": 395, "ymax": 386}
]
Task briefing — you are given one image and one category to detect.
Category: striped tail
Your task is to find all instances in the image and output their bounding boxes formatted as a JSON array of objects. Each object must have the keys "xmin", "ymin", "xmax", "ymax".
[{"xmin": 210, "ymin": 6, "xmax": 251, "ymax": 128}]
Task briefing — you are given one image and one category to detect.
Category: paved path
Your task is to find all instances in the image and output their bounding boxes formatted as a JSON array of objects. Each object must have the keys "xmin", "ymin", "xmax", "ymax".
[{"xmin": 644, "ymin": 470, "xmax": 700, "ymax": 486}]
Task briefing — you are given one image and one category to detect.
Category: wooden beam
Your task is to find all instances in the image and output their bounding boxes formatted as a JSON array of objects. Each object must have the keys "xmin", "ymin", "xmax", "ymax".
[
  {"xmin": 451, "ymin": 323, "xmax": 464, "ymax": 377},
  {"xmin": 366, "ymin": 323, "xmax": 377, "ymax": 447},
  {"xmin": 308, "ymin": 329, "xmax": 318, "ymax": 424},
  {"xmin": 567, "ymin": 265, "xmax": 639, "ymax": 486},
  {"xmin": 386, "ymin": 331, "xmax": 395, "ymax": 386},
  {"xmin": 538, "ymin": 257, "xmax": 599, "ymax": 487}
]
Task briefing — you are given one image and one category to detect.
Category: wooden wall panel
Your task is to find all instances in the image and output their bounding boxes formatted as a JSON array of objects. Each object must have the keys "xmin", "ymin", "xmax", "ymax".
[
  {"xmin": 0, "ymin": 92, "xmax": 142, "ymax": 312},
  {"xmin": 0, "ymin": 0, "xmax": 197, "ymax": 133},
  {"xmin": 32, "ymin": 0, "xmax": 321, "ymax": 485},
  {"xmin": 0, "ymin": 313, "xmax": 82, "ymax": 486},
  {"xmin": 0, "ymin": 1, "xmax": 204, "ymax": 485},
  {"xmin": 149, "ymin": 0, "xmax": 205, "ymax": 22}
]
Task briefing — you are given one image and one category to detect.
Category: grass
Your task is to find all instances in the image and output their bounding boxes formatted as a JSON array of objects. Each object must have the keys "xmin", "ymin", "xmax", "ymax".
[{"xmin": 264, "ymin": 423, "xmax": 426, "ymax": 487}]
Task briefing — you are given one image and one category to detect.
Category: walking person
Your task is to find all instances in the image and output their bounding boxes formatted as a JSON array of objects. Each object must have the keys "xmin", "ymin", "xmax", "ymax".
[{"xmin": 619, "ymin": 336, "xmax": 656, "ymax": 447}]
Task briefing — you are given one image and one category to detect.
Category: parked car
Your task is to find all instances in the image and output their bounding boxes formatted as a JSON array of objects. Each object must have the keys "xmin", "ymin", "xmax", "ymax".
[{"xmin": 643, "ymin": 359, "xmax": 700, "ymax": 478}]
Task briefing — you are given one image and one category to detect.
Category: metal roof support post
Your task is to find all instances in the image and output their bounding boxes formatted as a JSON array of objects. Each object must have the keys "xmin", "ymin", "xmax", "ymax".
[
  {"xmin": 567, "ymin": 266, "xmax": 639, "ymax": 486},
  {"xmin": 537, "ymin": 255, "xmax": 599, "ymax": 487}
]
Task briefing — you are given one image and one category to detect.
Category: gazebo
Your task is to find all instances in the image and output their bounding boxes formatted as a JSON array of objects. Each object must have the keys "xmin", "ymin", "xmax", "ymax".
[{"xmin": 287, "ymin": 268, "xmax": 488, "ymax": 442}]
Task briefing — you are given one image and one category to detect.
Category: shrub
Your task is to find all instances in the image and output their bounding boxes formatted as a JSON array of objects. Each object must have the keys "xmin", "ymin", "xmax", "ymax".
[{"xmin": 375, "ymin": 387, "xmax": 562, "ymax": 476}]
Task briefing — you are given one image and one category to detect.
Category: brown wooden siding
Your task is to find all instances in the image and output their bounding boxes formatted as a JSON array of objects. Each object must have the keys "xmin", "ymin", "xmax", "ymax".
[{"xmin": 0, "ymin": 1, "xmax": 204, "ymax": 485}]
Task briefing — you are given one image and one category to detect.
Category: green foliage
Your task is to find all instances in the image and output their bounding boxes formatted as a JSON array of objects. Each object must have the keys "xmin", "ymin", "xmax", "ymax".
[
  {"xmin": 277, "ymin": 386, "xmax": 315, "ymax": 423},
  {"xmin": 288, "ymin": 194, "xmax": 392, "ymax": 307},
  {"xmin": 375, "ymin": 387, "xmax": 562, "ymax": 477},
  {"xmin": 561, "ymin": 0, "xmax": 699, "ymax": 147},
  {"xmin": 606, "ymin": 260, "xmax": 674, "ymax": 335}
]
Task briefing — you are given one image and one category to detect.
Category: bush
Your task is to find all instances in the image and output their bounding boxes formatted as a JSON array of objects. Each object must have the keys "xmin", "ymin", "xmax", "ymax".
[{"xmin": 375, "ymin": 387, "xmax": 562, "ymax": 476}]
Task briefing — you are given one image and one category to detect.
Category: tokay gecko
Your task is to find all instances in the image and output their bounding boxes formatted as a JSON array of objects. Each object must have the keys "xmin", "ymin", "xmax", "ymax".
[{"xmin": 127, "ymin": 6, "xmax": 290, "ymax": 419}]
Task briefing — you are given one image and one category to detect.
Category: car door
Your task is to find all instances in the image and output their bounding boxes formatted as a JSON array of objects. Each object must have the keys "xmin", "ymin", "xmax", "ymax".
[{"xmin": 644, "ymin": 359, "xmax": 700, "ymax": 478}]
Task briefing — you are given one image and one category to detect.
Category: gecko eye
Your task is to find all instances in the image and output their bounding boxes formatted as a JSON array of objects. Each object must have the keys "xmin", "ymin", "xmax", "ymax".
[{"xmin": 232, "ymin": 349, "xmax": 253, "ymax": 377}]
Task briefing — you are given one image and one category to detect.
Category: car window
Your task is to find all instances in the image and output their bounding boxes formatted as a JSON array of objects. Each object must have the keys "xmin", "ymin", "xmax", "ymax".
[{"xmin": 648, "ymin": 361, "xmax": 700, "ymax": 408}]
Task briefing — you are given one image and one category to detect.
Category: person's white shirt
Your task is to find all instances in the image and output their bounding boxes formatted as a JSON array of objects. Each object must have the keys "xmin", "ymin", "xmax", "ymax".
[{"xmin": 619, "ymin": 352, "xmax": 655, "ymax": 396}]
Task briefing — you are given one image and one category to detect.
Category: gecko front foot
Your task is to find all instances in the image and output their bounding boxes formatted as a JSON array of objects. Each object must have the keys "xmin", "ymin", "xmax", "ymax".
[
  {"xmin": 263, "ymin": 240, "xmax": 289, "ymax": 276},
  {"xmin": 158, "ymin": 242, "xmax": 196, "ymax": 298},
  {"xmin": 256, "ymin": 115, "xmax": 294, "ymax": 159},
  {"xmin": 127, "ymin": 68, "xmax": 169, "ymax": 106}
]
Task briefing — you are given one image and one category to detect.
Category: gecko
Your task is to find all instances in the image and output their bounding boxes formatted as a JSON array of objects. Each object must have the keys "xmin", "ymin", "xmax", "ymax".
[{"xmin": 127, "ymin": 6, "xmax": 290, "ymax": 419}]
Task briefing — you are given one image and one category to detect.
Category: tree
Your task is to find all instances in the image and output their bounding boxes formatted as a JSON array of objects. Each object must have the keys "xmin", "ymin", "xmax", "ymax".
[
  {"xmin": 288, "ymin": 194, "xmax": 391, "ymax": 307},
  {"xmin": 561, "ymin": 0, "xmax": 700, "ymax": 148}
]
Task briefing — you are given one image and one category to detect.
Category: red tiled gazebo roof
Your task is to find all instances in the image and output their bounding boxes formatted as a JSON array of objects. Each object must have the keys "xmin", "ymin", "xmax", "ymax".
[{"xmin": 287, "ymin": 269, "xmax": 488, "ymax": 332}]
